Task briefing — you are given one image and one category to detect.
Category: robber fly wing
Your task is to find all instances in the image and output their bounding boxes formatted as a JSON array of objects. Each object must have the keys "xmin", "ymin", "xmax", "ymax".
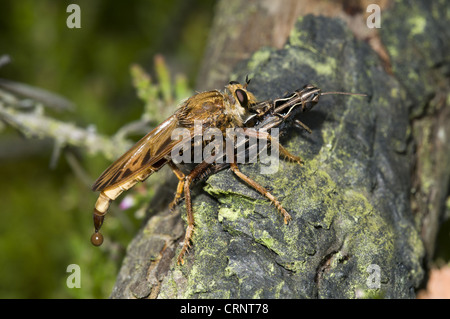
[{"xmin": 92, "ymin": 115, "xmax": 183, "ymax": 192}]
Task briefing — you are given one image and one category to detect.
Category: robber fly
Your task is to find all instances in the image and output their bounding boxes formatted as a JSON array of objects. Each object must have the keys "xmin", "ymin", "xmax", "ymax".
[{"xmin": 91, "ymin": 78, "xmax": 364, "ymax": 264}]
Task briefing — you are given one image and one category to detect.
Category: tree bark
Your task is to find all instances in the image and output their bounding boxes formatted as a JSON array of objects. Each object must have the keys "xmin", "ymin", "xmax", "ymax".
[{"xmin": 110, "ymin": 0, "xmax": 449, "ymax": 298}]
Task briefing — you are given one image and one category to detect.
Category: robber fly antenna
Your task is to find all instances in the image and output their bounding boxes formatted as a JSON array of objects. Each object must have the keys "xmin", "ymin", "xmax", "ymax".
[{"xmin": 244, "ymin": 75, "xmax": 251, "ymax": 88}]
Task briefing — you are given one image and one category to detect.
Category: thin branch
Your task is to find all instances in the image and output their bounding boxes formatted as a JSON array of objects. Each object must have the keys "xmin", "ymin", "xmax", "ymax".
[
  {"xmin": 0, "ymin": 78, "xmax": 74, "ymax": 111},
  {"xmin": 0, "ymin": 101, "xmax": 132, "ymax": 161}
]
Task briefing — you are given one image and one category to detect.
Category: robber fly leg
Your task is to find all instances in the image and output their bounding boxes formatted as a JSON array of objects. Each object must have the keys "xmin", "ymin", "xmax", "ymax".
[
  {"xmin": 168, "ymin": 161, "xmax": 186, "ymax": 212},
  {"xmin": 177, "ymin": 161, "xmax": 212, "ymax": 265}
]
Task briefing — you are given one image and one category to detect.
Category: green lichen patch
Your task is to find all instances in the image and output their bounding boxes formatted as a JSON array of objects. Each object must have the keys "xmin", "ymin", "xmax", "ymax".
[
  {"xmin": 380, "ymin": 1, "xmax": 447, "ymax": 116},
  {"xmin": 198, "ymin": 141, "xmax": 402, "ymax": 297}
]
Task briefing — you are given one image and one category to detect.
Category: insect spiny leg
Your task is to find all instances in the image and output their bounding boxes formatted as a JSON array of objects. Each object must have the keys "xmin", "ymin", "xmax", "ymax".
[
  {"xmin": 168, "ymin": 161, "xmax": 186, "ymax": 213},
  {"xmin": 229, "ymin": 163, "xmax": 292, "ymax": 224},
  {"xmin": 294, "ymin": 119, "xmax": 312, "ymax": 134},
  {"xmin": 175, "ymin": 161, "xmax": 212, "ymax": 265}
]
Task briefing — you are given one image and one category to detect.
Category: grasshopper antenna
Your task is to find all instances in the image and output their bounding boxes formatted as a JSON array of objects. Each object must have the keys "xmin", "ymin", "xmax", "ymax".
[
  {"xmin": 293, "ymin": 89, "xmax": 367, "ymax": 133},
  {"xmin": 320, "ymin": 91, "xmax": 367, "ymax": 97}
]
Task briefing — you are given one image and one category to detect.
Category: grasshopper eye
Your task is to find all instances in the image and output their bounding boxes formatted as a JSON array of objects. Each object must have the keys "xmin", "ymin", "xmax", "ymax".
[{"xmin": 235, "ymin": 88, "xmax": 248, "ymax": 107}]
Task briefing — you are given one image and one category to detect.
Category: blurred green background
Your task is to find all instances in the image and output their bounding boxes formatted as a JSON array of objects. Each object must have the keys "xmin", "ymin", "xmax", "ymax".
[{"xmin": 0, "ymin": 0, "xmax": 215, "ymax": 298}]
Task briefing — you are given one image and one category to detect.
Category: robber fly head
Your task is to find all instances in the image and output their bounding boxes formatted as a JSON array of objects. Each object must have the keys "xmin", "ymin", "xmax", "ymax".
[
  {"xmin": 226, "ymin": 80, "xmax": 257, "ymax": 109},
  {"xmin": 224, "ymin": 80, "xmax": 259, "ymax": 127}
]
